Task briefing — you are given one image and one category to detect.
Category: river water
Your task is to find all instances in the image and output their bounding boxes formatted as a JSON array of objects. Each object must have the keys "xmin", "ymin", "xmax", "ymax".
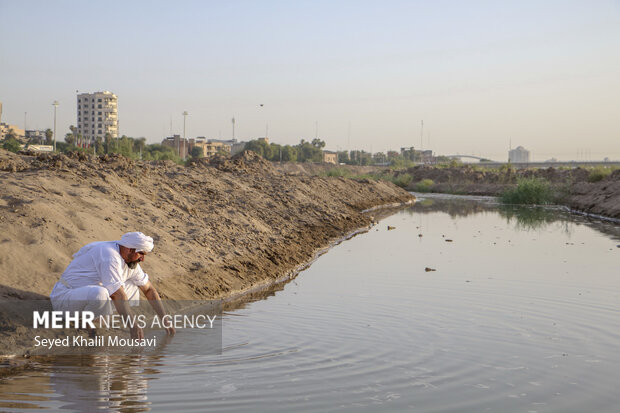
[{"xmin": 1, "ymin": 194, "xmax": 620, "ymax": 412}]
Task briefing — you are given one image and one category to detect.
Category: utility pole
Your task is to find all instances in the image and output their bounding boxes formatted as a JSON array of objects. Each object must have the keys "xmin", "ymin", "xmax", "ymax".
[
  {"xmin": 182, "ymin": 111, "xmax": 188, "ymax": 159},
  {"xmin": 52, "ymin": 101, "xmax": 59, "ymax": 152},
  {"xmin": 232, "ymin": 116, "xmax": 235, "ymax": 141},
  {"xmin": 347, "ymin": 121, "xmax": 351, "ymax": 155},
  {"xmin": 420, "ymin": 120, "xmax": 424, "ymax": 152}
]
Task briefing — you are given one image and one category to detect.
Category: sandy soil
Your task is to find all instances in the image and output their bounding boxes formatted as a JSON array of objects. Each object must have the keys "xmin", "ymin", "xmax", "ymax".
[
  {"xmin": 0, "ymin": 149, "xmax": 413, "ymax": 303},
  {"xmin": 564, "ymin": 170, "xmax": 620, "ymax": 219},
  {"xmin": 273, "ymin": 162, "xmax": 620, "ymax": 219},
  {"xmin": 275, "ymin": 162, "xmax": 384, "ymax": 176}
]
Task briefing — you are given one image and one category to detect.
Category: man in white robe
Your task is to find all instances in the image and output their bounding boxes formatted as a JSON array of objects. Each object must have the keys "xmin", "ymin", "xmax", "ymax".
[{"xmin": 50, "ymin": 232, "xmax": 175, "ymax": 338}]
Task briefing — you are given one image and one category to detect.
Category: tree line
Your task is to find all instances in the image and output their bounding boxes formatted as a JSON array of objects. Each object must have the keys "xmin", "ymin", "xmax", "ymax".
[{"xmin": 243, "ymin": 138, "xmax": 326, "ymax": 162}]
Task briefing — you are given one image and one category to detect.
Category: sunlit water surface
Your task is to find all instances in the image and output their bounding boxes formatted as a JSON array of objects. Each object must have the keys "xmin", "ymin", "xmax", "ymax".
[{"xmin": 1, "ymin": 194, "xmax": 620, "ymax": 412}]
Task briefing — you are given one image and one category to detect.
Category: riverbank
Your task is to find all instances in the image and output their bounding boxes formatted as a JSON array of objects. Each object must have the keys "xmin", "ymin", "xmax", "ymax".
[
  {"xmin": 0, "ymin": 149, "xmax": 413, "ymax": 357},
  {"xmin": 397, "ymin": 165, "xmax": 620, "ymax": 219},
  {"xmin": 280, "ymin": 163, "xmax": 620, "ymax": 219},
  {"xmin": 0, "ymin": 150, "xmax": 413, "ymax": 302}
]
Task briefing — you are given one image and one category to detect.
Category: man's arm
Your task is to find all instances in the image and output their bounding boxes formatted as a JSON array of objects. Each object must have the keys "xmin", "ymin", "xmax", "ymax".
[
  {"xmin": 110, "ymin": 286, "xmax": 144, "ymax": 339},
  {"xmin": 139, "ymin": 281, "xmax": 176, "ymax": 335}
]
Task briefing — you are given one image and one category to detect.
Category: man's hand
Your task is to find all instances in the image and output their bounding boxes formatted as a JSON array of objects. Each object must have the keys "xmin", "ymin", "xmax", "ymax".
[
  {"xmin": 140, "ymin": 281, "xmax": 175, "ymax": 336},
  {"xmin": 131, "ymin": 325, "xmax": 145, "ymax": 340},
  {"xmin": 110, "ymin": 286, "xmax": 141, "ymax": 339}
]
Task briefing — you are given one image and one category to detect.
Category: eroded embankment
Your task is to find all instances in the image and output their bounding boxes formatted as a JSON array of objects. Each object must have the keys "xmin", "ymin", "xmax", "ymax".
[
  {"xmin": 274, "ymin": 162, "xmax": 620, "ymax": 219},
  {"xmin": 397, "ymin": 165, "xmax": 620, "ymax": 219},
  {"xmin": 0, "ymin": 150, "xmax": 414, "ymax": 302}
]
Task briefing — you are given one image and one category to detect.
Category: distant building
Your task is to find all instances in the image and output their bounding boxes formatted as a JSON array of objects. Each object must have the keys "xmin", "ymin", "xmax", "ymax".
[
  {"xmin": 162, "ymin": 134, "xmax": 189, "ymax": 159},
  {"xmin": 189, "ymin": 138, "xmax": 231, "ymax": 158},
  {"xmin": 25, "ymin": 130, "xmax": 47, "ymax": 144},
  {"xmin": 323, "ymin": 150, "xmax": 338, "ymax": 164},
  {"xmin": 77, "ymin": 91, "xmax": 118, "ymax": 144},
  {"xmin": 206, "ymin": 138, "xmax": 246, "ymax": 155},
  {"xmin": 0, "ymin": 123, "xmax": 25, "ymax": 140},
  {"xmin": 231, "ymin": 141, "xmax": 246, "ymax": 155},
  {"xmin": 509, "ymin": 146, "xmax": 531, "ymax": 163},
  {"xmin": 420, "ymin": 150, "xmax": 434, "ymax": 164}
]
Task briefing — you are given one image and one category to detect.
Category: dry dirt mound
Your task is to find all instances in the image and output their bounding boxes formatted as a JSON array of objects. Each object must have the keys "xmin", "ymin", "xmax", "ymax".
[
  {"xmin": 0, "ymin": 149, "xmax": 413, "ymax": 304},
  {"xmin": 0, "ymin": 150, "xmax": 28, "ymax": 172},
  {"xmin": 565, "ymin": 170, "xmax": 620, "ymax": 219},
  {"xmin": 191, "ymin": 151, "xmax": 277, "ymax": 174}
]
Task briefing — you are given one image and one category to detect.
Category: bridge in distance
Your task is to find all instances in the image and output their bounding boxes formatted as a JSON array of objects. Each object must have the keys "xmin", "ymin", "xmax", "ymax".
[{"xmin": 446, "ymin": 155, "xmax": 620, "ymax": 169}]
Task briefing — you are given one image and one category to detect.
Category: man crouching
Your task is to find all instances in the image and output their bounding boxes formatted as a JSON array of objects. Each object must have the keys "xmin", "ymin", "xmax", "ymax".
[{"xmin": 50, "ymin": 231, "xmax": 175, "ymax": 338}]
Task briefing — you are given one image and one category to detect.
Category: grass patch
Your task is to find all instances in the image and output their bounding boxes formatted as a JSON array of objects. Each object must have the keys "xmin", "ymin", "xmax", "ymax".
[
  {"xmin": 588, "ymin": 166, "xmax": 613, "ymax": 182},
  {"xmin": 392, "ymin": 173, "xmax": 413, "ymax": 188},
  {"xmin": 414, "ymin": 178, "xmax": 434, "ymax": 192},
  {"xmin": 500, "ymin": 178, "xmax": 554, "ymax": 205},
  {"xmin": 322, "ymin": 167, "xmax": 352, "ymax": 178}
]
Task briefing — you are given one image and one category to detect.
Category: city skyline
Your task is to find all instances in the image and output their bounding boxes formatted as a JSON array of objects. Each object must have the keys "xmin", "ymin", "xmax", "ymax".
[{"xmin": 1, "ymin": 0, "xmax": 619, "ymax": 161}]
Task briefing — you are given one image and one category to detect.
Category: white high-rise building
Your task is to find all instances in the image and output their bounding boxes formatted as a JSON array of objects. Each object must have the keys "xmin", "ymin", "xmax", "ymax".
[
  {"xmin": 509, "ymin": 146, "xmax": 531, "ymax": 163},
  {"xmin": 77, "ymin": 91, "xmax": 118, "ymax": 143}
]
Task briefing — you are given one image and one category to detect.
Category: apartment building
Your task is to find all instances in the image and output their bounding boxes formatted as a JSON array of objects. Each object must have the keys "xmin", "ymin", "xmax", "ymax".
[
  {"xmin": 0, "ymin": 123, "xmax": 25, "ymax": 140},
  {"xmin": 77, "ymin": 91, "xmax": 118, "ymax": 143},
  {"xmin": 509, "ymin": 146, "xmax": 531, "ymax": 163}
]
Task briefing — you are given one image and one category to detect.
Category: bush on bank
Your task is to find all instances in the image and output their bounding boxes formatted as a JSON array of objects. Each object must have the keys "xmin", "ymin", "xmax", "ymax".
[
  {"xmin": 414, "ymin": 179, "xmax": 435, "ymax": 192},
  {"xmin": 392, "ymin": 173, "xmax": 413, "ymax": 188},
  {"xmin": 500, "ymin": 178, "xmax": 555, "ymax": 205},
  {"xmin": 588, "ymin": 166, "xmax": 614, "ymax": 183}
]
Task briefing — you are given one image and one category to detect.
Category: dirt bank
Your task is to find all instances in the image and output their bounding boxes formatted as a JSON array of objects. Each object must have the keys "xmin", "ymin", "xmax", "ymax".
[
  {"xmin": 398, "ymin": 165, "xmax": 620, "ymax": 219},
  {"xmin": 397, "ymin": 165, "xmax": 589, "ymax": 195},
  {"xmin": 564, "ymin": 170, "xmax": 620, "ymax": 219},
  {"xmin": 274, "ymin": 162, "xmax": 384, "ymax": 176},
  {"xmin": 0, "ymin": 149, "xmax": 413, "ymax": 303},
  {"xmin": 274, "ymin": 162, "xmax": 620, "ymax": 219}
]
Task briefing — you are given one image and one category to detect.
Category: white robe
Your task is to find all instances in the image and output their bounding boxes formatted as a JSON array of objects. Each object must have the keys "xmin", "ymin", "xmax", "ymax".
[{"xmin": 50, "ymin": 241, "xmax": 150, "ymax": 316}]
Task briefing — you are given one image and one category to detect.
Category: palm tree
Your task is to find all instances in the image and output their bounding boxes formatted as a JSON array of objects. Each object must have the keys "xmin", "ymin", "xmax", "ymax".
[
  {"xmin": 104, "ymin": 133, "xmax": 112, "ymax": 154},
  {"xmin": 44, "ymin": 128, "xmax": 53, "ymax": 145}
]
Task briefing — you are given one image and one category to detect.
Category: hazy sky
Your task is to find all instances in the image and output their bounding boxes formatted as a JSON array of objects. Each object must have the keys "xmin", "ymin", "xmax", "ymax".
[{"xmin": 1, "ymin": 0, "xmax": 619, "ymax": 161}]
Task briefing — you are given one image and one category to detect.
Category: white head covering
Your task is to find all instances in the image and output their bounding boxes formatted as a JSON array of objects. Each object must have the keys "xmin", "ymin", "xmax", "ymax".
[{"xmin": 118, "ymin": 232, "xmax": 154, "ymax": 253}]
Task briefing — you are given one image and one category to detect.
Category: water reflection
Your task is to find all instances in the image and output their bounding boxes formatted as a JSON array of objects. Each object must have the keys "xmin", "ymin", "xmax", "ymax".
[
  {"xmin": 2, "ymin": 194, "xmax": 620, "ymax": 413},
  {"xmin": 410, "ymin": 193, "xmax": 620, "ymax": 241},
  {"xmin": 407, "ymin": 195, "xmax": 496, "ymax": 218},
  {"xmin": 0, "ymin": 340, "xmax": 174, "ymax": 412},
  {"xmin": 48, "ymin": 354, "xmax": 154, "ymax": 412},
  {"xmin": 498, "ymin": 205, "xmax": 568, "ymax": 231}
]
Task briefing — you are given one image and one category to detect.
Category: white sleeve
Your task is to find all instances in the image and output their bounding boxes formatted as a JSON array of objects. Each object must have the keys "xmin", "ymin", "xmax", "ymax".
[
  {"xmin": 129, "ymin": 265, "xmax": 150, "ymax": 286},
  {"xmin": 96, "ymin": 254, "xmax": 125, "ymax": 296}
]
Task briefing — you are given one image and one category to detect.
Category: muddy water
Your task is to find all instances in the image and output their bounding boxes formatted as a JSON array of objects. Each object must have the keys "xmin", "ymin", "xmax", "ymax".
[{"xmin": 1, "ymin": 194, "xmax": 620, "ymax": 412}]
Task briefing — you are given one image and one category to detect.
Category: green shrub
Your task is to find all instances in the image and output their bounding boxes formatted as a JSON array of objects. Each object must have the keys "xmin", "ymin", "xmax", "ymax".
[
  {"xmin": 588, "ymin": 166, "xmax": 612, "ymax": 182},
  {"xmin": 500, "ymin": 178, "xmax": 554, "ymax": 205},
  {"xmin": 393, "ymin": 173, "xmax": 413, "ymax": 188},
  {"xmin": 2, "ymin": 137, "xmax": 22, "ymax": 153},
  {"xmin": 324, "ymin": 167, "xmax": 352, "ymax": 178},
  {"xmin": 414, "ymin": 178, "xmax": 434, "ymax": 192}
]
